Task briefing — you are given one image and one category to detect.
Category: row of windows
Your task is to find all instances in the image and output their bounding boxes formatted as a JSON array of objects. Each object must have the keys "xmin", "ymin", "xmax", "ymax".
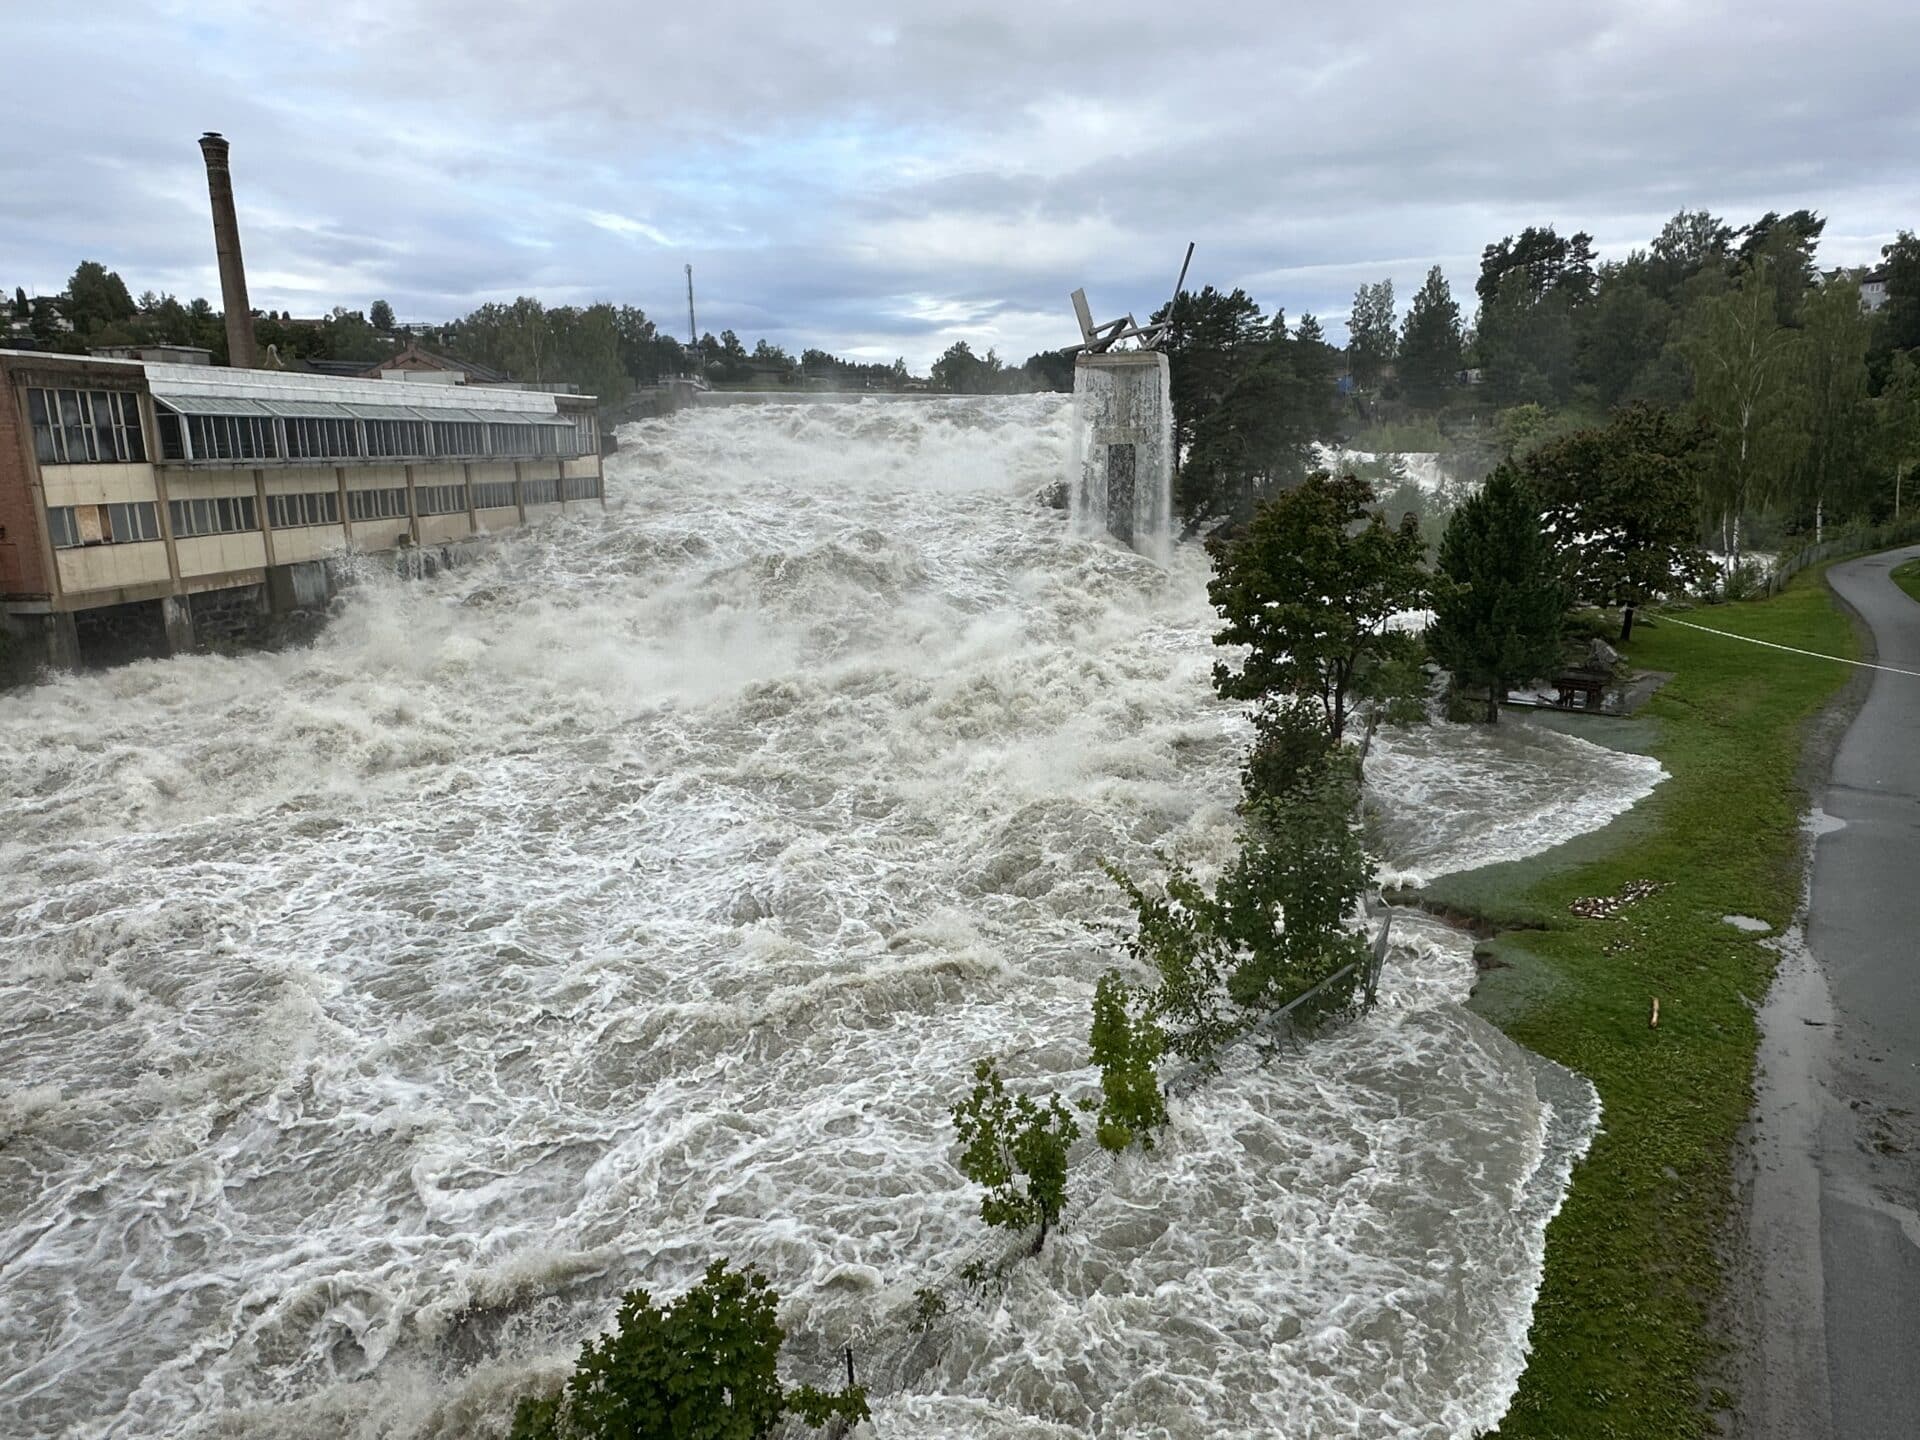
[
  {"xmin": 44, "ymin": 475, "xmax": 598, "ymax": 550},
  {"xmin": 415, "ymin": 484, "xmax": 467, "ymax": 516},
  {"xmin": 46, "ymin": 502, "xmax": 161, "ymax": 548},
  {"xmin": 171, "ymin": 495, "xmax": 259, "ymax": 538},
  {"xmin": 30, "ymin": 389, "xmax": 595, "ymax": 469},
  {"xmin": 158, "ymin": 413, "xmax": 585, "ymax": 465},
  {"xmin": 266, "ymin": 491, "xmax": 342, "ymax": 529},
  {"xmin": 348, "ymin": 487, "xmax": 407, "ymax": 521},
  {"xmin": 29, "ymin": 389, "xmax": 148, "ymax": 465},
  {"xmin": 184, "ymin": 412, "xmax": 280, "ymax": 462}
]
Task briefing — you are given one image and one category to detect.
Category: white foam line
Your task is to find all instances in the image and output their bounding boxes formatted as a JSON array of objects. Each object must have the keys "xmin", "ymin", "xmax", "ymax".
[{"xmin": 1660, "ymin": 615, "xmax": 1920, "ymax": 678}]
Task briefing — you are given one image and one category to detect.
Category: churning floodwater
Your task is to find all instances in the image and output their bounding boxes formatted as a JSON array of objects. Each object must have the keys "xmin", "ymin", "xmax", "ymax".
[{"xmin": 0, "ymin": 396, "xmax": 1663, "ymax": 1439}]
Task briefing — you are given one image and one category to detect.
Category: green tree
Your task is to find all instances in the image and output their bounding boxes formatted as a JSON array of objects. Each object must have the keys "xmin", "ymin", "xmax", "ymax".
[
  {"xmin": 950, "ymin": 1060, "xmax": 1079, "ymax": 1252},
  {"xmin": 1578, "ymin": 274, "xmax": 1672, "ymax": 407},
  {"xmin": 508, "ymin": 1260, "xmax": 867, "ymax": 1440},
  {"xmin": 1149, "ymin": 285, "xmax": 1270, "ymax": 470},
  {"xmin": 1521, "ymin": 404, "xmax": 1712, "ymax": 640},
  {"xmin": 1108, "ymin": 744, "xmax": 1371, "ymax": 1065},
  {"xmin": 1876, "ymin": 352, "xmax": 1920, "ymax": 520},
  {"xmin": 1735, "ymin": 209, "xmax": 1826, "ymax": 324},
  {"xmin": 368, "ymin": 298, "xmax": 395, "ymax": 332},
  {"xmin": 1428, "ymin": 465, "xmax": 1568, "ymax": 721},
  {"xmin": 11, "ymin": 286, "xmax": 26, "ymax": 320},
  {"xmin": 1398, "ymin": 266, "xmax": 1464, "ymax": 410},
  {"xmin": 63, "ymin": 260, "xmax": 136, "ymax": 335},
  {"xmin": 1793, "ymin": 275, "xmax": 1872, "ymax": 540},
  {"xmin": 1876, "ymin": 231, "xmax": 1920, "ymax": 360},
  {"xmin": 1645, "ymin": 209, "xmax": 1734, "ymax": 302},
  {"xmin": 1086, "ymin": 973, "xmax": 1167, "ymax": 1154},
  {"xmin": 1346, "ymin": 279, "xmax": 1396, "ymax": 389},
  {"xmin": 1208, "ymin": 472, "xmax": 1429, "ymax": 742},
  {"xmin": 1680, "ymin": 260, "xmax": 1805, "ymax": 567}
]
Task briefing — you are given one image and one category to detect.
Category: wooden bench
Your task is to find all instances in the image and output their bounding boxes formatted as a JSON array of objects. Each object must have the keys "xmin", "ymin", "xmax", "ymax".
[{"xmin": 1553, "ymin": 667, "xmax": 1612, "ymax": 711}]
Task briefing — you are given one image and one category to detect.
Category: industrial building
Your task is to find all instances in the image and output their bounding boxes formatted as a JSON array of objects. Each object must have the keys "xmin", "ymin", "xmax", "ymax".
[
  {"xmin": 0, "ymin": 129, "xmax": 607, "ymax": 674},
  {"xmin": 0, "ymin": 351, "xmax": 603, "ymax": 669}
]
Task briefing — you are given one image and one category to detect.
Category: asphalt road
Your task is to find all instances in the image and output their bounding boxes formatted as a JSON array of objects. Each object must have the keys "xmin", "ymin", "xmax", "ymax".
[{"xmin": 1745, "ymin": 544, "xmax": 1920, "ymax": 1440}]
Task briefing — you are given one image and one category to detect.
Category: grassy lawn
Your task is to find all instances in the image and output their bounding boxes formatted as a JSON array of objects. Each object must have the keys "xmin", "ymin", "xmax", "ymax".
[
  {"xmin": 1894, "ymin": 557, "xmax": 1920, "ymax": 605},
  {"xmin": 1416, "ymin": 572, "xmax": 1857, "ymax": 1439}
]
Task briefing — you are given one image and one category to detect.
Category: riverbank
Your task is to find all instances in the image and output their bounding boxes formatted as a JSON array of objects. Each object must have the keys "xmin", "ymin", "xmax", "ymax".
[{"xmin": 1416, "ymin": 572, "xmax": 1857, "ymax": 1438}]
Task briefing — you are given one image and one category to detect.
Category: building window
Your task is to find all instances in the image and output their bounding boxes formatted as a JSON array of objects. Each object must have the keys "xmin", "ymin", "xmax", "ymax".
[
  {"xmin": 486, "ymin": 423, "xmax": 538, "ymax": 457},
  {"xmin": 169, "ymin": 494, "xmax": 259, "ymax": 538},
  {"xmin": 569, "ymin": 413, "xmax": 596, "ymax": 456},
  {"xmin": 185, "ymin": 412, "xmax": 280, "ymax": 462},
  {"xmin": 430, "ymin": 420, "xmax": 485, "ymax": 457},
  {"xmin": 27, "ymin": 388, "xmax": 148, "ymax": 464},
  {"xmin": 558, "ymin": 473, "xmax": 601, "ymax": 502},
  {"xmin": 347, "ymin": 487, "xmax": 408, "ymax": 521},
  {"xmin": 45, "ymin": 501, "xmax": 160, "ymax": 547},
  {"xmin": 365, "ymin": 419, "xmax": 428, "ymax": 457},
  {"xmin": 282, "ymin": 416, "xmax": 360, "ymax": 461},
  {"xmin": 472, "ymin": 480, "xmax": 517, "ymax": 509},
  {"xmin": 521, "ymin": 477, "xmax": 558, "ymax": 506},
  {"xmin": 414, "ymin": 483, "xmax": 469, "ymax": 517},
  {"xmin": 266, "ymin": 491, "xmax": 342, "ymax": 528}
]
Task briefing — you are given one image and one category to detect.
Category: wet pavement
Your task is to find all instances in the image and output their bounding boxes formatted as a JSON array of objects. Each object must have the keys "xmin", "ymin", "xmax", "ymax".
[{"xmin": 1745, "ymin": 544, "xmax": 1920, "ymax": 1440}]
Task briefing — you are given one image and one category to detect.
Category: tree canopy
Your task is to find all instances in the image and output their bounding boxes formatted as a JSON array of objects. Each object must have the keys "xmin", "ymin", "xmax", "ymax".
[{"xmin": 1207, "ymin": 472, "xmax": 1429, "ymax": 741}]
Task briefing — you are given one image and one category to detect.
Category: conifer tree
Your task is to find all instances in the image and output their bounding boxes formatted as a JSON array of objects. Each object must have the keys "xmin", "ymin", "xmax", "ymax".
[{"xmin": 1429, "ymin": 465, "xmax": 1568, "ymax": 721}]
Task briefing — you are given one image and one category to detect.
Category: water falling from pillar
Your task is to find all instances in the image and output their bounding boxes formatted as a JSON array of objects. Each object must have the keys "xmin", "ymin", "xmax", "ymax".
[{"xmin": 1070, "ymin": 350, "xmax": 1173, "ymax": 563}]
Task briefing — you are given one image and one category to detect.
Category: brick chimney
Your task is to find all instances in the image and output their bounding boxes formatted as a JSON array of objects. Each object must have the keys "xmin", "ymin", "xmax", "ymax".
[{"xmin": 198, "ymin": 132, "xmax": 257, "ymax": 370}]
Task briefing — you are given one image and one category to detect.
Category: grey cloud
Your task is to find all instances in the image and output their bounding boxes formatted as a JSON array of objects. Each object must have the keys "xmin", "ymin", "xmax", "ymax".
[{"xmin": 0, "ymin": 0, "xmax": 1914, "ymax": 365}]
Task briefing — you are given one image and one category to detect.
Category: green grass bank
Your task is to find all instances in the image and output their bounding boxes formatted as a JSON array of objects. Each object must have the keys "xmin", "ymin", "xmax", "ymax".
[
  {"xmin": 1893, "ymin": 557, "xmax": 1920, "ymax": 605},
  {"xmin": 1416, "ymin": 572, "xmax": 1858, "ymax": 1438}
]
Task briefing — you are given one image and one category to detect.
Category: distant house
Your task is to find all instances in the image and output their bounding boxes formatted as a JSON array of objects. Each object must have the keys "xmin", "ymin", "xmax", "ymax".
[
  {"xmin": 1860, "ymin": 267, "xmax": 1890, "ymax": 314},
  {"xmin": 362, "ymin": 342, "xmax": 511, "ymax": 385}
]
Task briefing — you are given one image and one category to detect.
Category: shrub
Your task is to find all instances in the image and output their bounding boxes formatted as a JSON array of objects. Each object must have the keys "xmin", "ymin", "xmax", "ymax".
[
  {"xmin": 950, "ymin": 1060, "xmax": 1079, "ymax": 1252},
  {"xmin": 508, "ymin": 1260, "xmax": 867, "ymax": 1440},
  {"xmin": 1086, "ymin": 972, "xmax": 1168, "ymax": 1153}
]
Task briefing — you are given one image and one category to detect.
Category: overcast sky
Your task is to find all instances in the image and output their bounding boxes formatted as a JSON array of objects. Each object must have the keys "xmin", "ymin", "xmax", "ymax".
[{"xmin": 3, "ymin": 1, "xmax": 1915, "ymax": 370}]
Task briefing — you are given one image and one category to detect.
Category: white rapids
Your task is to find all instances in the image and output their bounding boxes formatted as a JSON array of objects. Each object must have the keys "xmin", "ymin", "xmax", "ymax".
[{"xmin": 0, "ymin": 395, "xmax": 1661, "ymax": 1439}]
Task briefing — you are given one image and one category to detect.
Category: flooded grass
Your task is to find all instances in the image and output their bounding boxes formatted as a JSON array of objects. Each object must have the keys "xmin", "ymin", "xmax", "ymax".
[{"xmin": 1420, "ymin": 573, "xmax": 1858, "ymax": 1438}]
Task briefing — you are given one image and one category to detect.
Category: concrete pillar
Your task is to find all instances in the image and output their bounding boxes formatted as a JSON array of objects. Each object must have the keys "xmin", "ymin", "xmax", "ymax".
[
  {"xmin": 160, "ymin": 594, "xmax": 196, "ymax": 655},
  {"xmin": 1, "ymin": 608, "xmax": 79, "ymax": 680},
  {"xmin": 1072, "ymin": 350, "xmax": 1173, "ymax": 561}
]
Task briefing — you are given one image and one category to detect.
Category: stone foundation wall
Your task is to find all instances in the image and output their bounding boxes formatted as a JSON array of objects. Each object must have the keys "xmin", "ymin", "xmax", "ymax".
[{"xmin": 189, "ymin": 584, "xmax": 270, "ymax": 647}]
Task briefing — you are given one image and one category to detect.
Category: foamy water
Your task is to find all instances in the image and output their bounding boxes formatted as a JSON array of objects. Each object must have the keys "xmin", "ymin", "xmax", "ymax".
[{"xmin": 0, "ymin": 396, "xmax": 1658, "ymax": 1439}]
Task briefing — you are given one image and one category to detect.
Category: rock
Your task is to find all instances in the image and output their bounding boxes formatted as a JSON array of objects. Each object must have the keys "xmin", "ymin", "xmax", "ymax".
[
  {"xmin": 1034, "ymin": 480, "xmax": 1069, "ymax": 511},
  {"xmin": 1588, "ymin": 637, "xmax": 1622, "ymax": 669}
]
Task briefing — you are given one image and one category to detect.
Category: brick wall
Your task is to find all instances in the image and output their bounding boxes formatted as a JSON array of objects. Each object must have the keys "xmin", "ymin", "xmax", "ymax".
[{"xmin": 0, "ymin": 370, "xmax": 50, "ymax": 598}]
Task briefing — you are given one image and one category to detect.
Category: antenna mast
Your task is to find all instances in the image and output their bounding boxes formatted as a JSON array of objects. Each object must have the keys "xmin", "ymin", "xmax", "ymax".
[{"xmin": 685, "ymin": 264, "xmax": 697, "ymax": 347}]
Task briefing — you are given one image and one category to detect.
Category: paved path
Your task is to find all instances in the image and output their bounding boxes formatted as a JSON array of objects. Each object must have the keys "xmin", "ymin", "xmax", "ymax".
[{"xmin": 1745, "ymin": 544, "xmax": 1920, "ymax": 1440}]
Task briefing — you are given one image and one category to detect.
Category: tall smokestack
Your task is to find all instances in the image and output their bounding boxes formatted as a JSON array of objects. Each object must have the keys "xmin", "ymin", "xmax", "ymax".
[{"xmin": 198, "ymin": 132, "xmax": 257, "ymax": 370}]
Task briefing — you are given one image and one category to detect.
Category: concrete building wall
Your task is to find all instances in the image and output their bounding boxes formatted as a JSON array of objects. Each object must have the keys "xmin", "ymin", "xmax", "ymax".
[
  {"xmin": 266, "ymin": 523, "xmax": 345, "ymax": 565},
  {"xmin": 164, "ymin": 470, "xmax": 258, "ymax": 503},
  {"xmin": 0, "ymin": 385, "xmax": 51, "ymax": 598},
  {"xmin": 345, "ymin": 465, "xmax": 408, "ymax": 493},
  {"xmin": 416, "ymin": 513, "xmax": 473, "ymax": 546},
  {"xmin": 524, "ymin": 502, "xmax": 564, "ymax": 526},
  {"xmin": 39, "ymin": 463, "xmax": 159, "ymax": 508},
  {"xmin": 264, "ymin": 467, "xmax": 341, "ymax": 497},
  {"xmin": 471, "ymin": 461, "xmax": 516, "ymax": 488},
  {"xmin": 56, "ymin": 540, "xmax": 172, "ymax": 594},
  {"xmin": 176, "ymin": 532, "xmax": 268, "ymax": 578},
  {"xmin": 561, "ymin": 457, "xmax": 599, "ymax": 479},
  {"xmin": 474, "ymin": 506, "xmax": 520, "ymax": 532}
]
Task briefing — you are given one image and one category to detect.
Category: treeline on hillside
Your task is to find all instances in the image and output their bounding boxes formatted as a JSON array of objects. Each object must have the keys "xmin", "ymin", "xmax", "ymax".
[
  {"xmin": 10, "ymin": 261, "xmax": 1073, "ymax": 405},
  {"xmin": 1156, "ymin": 210, "xmax": 1920, "ymax": 559}
]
